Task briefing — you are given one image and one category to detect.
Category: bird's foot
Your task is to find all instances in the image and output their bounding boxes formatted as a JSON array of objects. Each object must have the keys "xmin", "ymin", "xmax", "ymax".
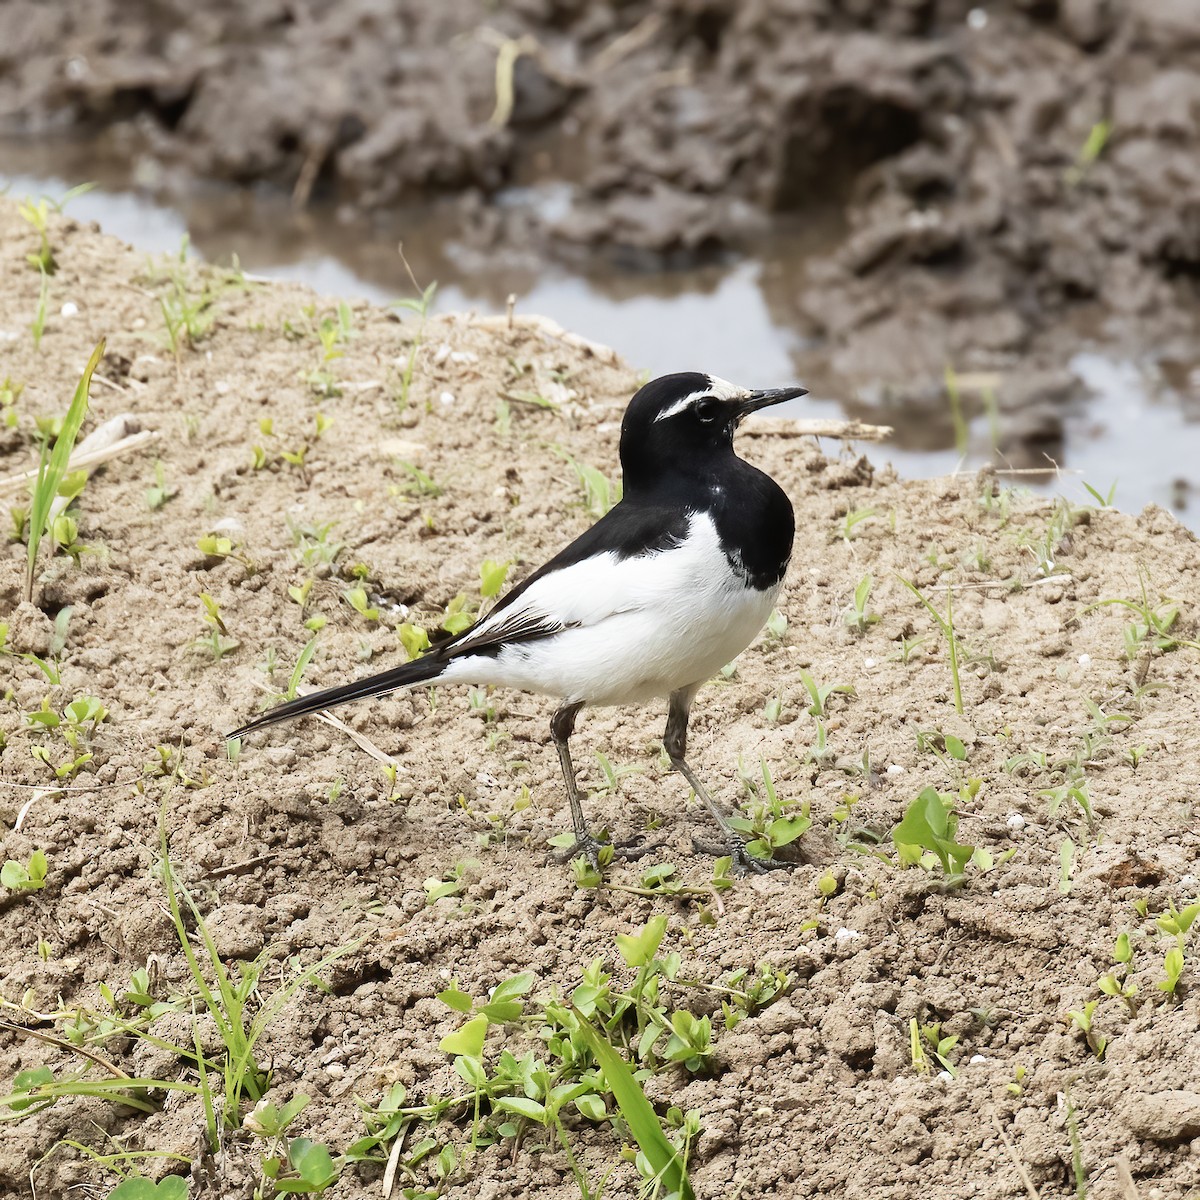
[
  {"xmin": 551, "ymin": 831, "xmax": 658, "ymax": 874},
  {"xmin": 691, "ymin": 835, "xmax": 797, "ymax": 875}
]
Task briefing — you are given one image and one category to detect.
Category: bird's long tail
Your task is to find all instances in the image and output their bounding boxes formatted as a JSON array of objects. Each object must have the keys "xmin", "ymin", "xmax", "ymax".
[{"xmin": 227, "ymin": 652, "xmax": 449, "ymax": 741}]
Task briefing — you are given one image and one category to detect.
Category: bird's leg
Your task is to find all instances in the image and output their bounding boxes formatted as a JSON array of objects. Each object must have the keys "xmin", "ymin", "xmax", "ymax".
[
  {"xmin": 664, "ymin": 689, "xmax": 793, "ymax": 874},
  {"xmin": 549, "ymin": 702, "xmax": 653, "ymax": 870},
  {"xmin": 549, "ymin": 701, "xmax": 608, "ymax": 870}
]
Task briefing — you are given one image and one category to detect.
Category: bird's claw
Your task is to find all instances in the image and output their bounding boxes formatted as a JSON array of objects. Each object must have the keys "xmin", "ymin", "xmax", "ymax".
[
  {"xmin": 552, "ymin": 832, "xmax": 658, "ymax": 873},
  {"xmin": 691, "ymin": 836, "xmax": 797, "ymax": 875}
]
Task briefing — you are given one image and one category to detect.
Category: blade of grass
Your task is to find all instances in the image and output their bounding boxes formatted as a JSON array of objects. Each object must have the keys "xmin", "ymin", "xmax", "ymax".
[
  {"xmin": 572, "ymin": 1009, "xmax": 694, "ymax": 1200},
  {"xmin": 25, "ymin": 339, "xmax": 105, "ymax": 602},
  {"xmin": 896, "ymin": 576, "xmax": 963, "ymax": 713}
]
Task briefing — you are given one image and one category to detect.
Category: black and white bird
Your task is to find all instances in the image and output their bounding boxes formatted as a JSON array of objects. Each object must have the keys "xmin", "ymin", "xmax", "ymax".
[{"xmin": 229, "ymin": 372, "xmax": 806, "ymax": 869}]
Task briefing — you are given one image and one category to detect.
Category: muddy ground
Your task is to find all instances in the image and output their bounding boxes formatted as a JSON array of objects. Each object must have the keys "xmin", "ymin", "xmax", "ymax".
[
  {"xmin": 2, "ymin": 202, "xmax": 1200, "ymax": 1199},
  {"xmin": 4, "ymin": 0, "xmax": 1200, "ymax": 406}
]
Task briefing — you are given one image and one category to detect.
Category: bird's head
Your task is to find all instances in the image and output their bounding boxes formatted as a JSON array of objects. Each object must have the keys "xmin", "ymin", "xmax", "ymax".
[{"xmin": 619, "ymin": 372, "xmax": 807, "ymax": 488}]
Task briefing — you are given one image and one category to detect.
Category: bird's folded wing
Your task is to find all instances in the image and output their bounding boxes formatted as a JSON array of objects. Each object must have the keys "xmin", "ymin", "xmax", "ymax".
[
  {"xmin": 446, "ymin": 546, "xmax": 670, "ymax": 658},
  {"xmin": 442, "ymin": 504, "xmax": 696, "ymax": 660}
]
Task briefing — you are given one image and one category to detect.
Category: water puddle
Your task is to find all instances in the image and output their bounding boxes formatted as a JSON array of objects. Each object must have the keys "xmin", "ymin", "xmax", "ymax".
[{"xmin": 4, "ymin": 152, "xmax": 1199, "ymax": 526}]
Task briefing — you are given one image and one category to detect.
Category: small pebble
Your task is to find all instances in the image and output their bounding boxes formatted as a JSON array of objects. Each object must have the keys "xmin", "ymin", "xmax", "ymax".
[
  {"xmin": 886, "ymin": 764, "xmax": 906, "ymax": 776},
  {"xmin": 439, "ymin": 391, "xmax": 456, "ymax": 406},
  {"xmin": 1006, "ymin": 812, "xmax": 1026, "ymax": 831},
  {"xmin": 967, "ymin": 8, "xmax": 988, "ymax": 29},
  {"xmin": 969, "ymin": 1054, "xmax": 990, "ymax": 1065},
  {"xmin": 60, "ymin": 301, "xmax": 79, "ymax": 317},
  {"xmin": 834, "ymin": 928, "xmax": 861, "ymax": 944},
  {"xmin": 864, "ymin": 657, "xmax": 876, "ymax": 669},
  {"xmin": 1078, "ymin": 653, "xmax": 1091, "ymax": 667}
]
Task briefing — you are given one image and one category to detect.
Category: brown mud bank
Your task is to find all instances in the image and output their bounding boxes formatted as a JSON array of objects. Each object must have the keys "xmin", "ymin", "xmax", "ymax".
[
  {"xmin": 1, "ymin": 203, "xmax": 1200, "ymax": 1198},
  {"xmin": 4, "ymin": 0, "xmax": 1200, "ymax": 403}
]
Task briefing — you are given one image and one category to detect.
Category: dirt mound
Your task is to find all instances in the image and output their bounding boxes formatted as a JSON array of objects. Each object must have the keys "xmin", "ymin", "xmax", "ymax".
[{"xmin": 1, "ymin": 202, "xmax": 1199, "ymax": 1199}]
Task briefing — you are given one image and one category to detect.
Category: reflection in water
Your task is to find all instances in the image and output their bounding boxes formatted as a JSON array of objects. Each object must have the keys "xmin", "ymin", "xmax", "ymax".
[{"xmin": 3, "ymin": 149, "xmax": 1199, "ymax": 524}]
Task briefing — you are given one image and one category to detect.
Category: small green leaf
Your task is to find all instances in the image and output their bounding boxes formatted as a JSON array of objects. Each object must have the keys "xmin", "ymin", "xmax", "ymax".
[
  {"xmin": 439, "ymin": 1014, "xmax": 489, "ymax": 1058},
  {"xmin": 108, "ymin": 1178, "xmax": 190, "ymax": 1200},
  {"xmin": 436, "ymin": 983, "xmax": 475, "ymax": 1013},
  {"xmin": 495, "ymin": 1095, "xmax": 547, "ymax": 1123},
  {"xmin": 397, "ymin": 622, "xmax": 430, "ymax": 661},
  {"xmin": 480, "ymin": 559, "xmax": 512, "ymax": 599},
  {"xmin": 616, "ymin": 915, "xmax": 668, "ymax": 968}
]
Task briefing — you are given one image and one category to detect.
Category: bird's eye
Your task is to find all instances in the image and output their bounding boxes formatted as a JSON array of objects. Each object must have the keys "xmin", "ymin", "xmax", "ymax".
[{"xmin": 695, "ymin": 398, "xmax": 720, "ymax": 423}]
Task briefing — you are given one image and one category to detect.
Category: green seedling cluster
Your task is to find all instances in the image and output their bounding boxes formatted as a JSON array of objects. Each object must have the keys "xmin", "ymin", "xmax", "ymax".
[
  {"xmin": 304, "ymin": 301, "xmax": 354, "ymax": 397},
  {"xmin": 289, "ymin": 519, "xmax": 345, "ymax": 570},
  {"xmin": 1, "ymin": 376, "xmax": 23, "ymax": 428},
  {"xmin": 1065, "ymin": 118, "xmax": 1111, "ymax": 187},
  {"xmin": 1097, "ymin": 931, "xmax": 1138, "ymax": 1013},
  {"xmin": 391, "ymin": 251, "xmax": 438, "ymax": 410},
  {"xmin": 249, "ymin": 1095, "xmax": 340, "ymax": 1194},
  {"xmin": 389, "ymin": 460, "xmax": 444, "ymax": 507},
  {"xmin": 1065, "ymin": 1000, "xmax": 1107, "ymax": 1060},
  {"xmin": 560, "ymin": 451, "xmax": 621, "ymax": 519},
  {"xmin": 17, "ymin": 186, "xmax": 93, "ymax": 275},
  {"xmin": 891, "ymin": 785, "xmax": 1008, "ymax": 881},
  {"xmin": 2, "ymin": 850, "xmax": 49, "ymax": 892},
  {"xmin": 197, "ymin": 531, "xmax": 256, "ymax": 573},
  {"xmin": 25, "ymin": 693, "xmax": 108, "ymax": 778},
  {"xmin": 391, "ymin": 917, "xmax": 791, "ymax": 1197},
  {"xmin": 393, "ymin": 557, "xmax": 516, "ymax": 663},
  {"xmin": 844, "ymin": 573, "xmax": 880, "ymax": 633},
  {"xmin": 798, "ymin": 670, "xmax": 855, "ymax": 718},
  {"xmin": 252, "ymin": 412, "xmax": 333, "ymax": 479},
  {"xmin": 145, "ymin": 460, "xmax": 174, "ymax": 510},
  {"xmin": 191, "ymin": 593, "xmax": 239, "ymax": 661},
  {"xmin": 156, "ymin": 242, "xmax": 216, "ymax": 358},
  {"xmin": 732, "ymin": 759, "xmax": 812, "ymax": 861},
  {"xmin": 840, "ymin": 507, "xmax": 876, "ymax": 543},
  {"xmin": 1078, "ymin": 572, "xmax": 1200, "ymax": 661},
  {"xmin": 909, "ymin": 1018, "xmax": 960, "ymax": 1076}
]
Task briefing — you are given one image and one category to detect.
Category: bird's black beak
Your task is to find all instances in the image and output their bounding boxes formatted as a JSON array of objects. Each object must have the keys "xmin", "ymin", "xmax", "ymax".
[{"xmin": 736, "ymin": 386, "xmax": 808, "ymax": 420}]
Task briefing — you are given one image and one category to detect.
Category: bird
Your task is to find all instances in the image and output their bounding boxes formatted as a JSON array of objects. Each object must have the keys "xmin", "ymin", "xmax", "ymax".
[{"xmin": 228, "ymin": 371, "xmax": 806, "ymax": 871}]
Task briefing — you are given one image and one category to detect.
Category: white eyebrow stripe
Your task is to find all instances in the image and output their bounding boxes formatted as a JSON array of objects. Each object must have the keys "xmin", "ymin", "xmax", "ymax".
[
  {"xmin": 653, "ymin": 388, "xmax": 712, "ymax": 422},
  {"xmin": 652, "ymin": 376, "xmax": 753, "ymax": 423},
  {"xmin": 705, "ymin": 374, "xmax": 752, "ymax": 402}
]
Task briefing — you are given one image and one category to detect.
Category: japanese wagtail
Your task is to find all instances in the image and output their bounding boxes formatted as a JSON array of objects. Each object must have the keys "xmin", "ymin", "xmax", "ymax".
[{"xmin": 229, "ymin": 372, "xmax": 806, "ymax": 870}]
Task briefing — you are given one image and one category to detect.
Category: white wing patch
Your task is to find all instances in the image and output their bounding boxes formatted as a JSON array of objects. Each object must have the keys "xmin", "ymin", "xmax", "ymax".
[{"xmin": 652, "ymin": 374, "xmax": 751, "ymax": 423}]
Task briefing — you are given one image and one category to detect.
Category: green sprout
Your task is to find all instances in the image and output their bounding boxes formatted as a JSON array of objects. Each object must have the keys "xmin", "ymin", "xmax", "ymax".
[{"xmin": 24, "ymin": 340, "xmax": 104, "ymax": 602}]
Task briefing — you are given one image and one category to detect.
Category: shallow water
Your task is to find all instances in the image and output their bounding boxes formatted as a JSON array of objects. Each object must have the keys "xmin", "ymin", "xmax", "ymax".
[{"xmin": 4, "ymin": 158, "xmax": 1200, "ymax": 526}]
